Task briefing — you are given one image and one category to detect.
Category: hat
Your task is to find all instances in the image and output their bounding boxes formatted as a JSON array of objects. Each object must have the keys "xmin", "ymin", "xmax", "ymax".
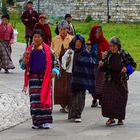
[
  {"xmin": 39, "ymin": 14, "xmax": 46, "ymax": 20},
  {"xmin": 110, "ymin": 36, "xmax": 121, "ymax": 50}
]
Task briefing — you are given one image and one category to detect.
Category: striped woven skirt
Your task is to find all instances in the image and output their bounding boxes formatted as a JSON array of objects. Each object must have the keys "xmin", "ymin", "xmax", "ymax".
[
  {"xmin": 54, "ymin": 68, "xmax": 71, "ymax": 107},
  {"xmin": 29, "ymin": 74, "xmax": 53, "ymax": 126},
  {"xmin": 94, "ymin": 65, "xmax": 105, "ymax": 100}
]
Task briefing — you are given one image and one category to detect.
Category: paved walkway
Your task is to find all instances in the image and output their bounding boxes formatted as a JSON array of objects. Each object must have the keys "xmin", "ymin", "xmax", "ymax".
[{"xmin": 0, "ymin": 43, "xmax": 140, "ymax": 140}]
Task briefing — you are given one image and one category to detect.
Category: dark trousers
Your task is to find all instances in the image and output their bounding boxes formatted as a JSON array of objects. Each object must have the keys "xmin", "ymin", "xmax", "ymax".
[{"xmin": 68, "ymin": 90, "xmax": 86, "ymax": 119}]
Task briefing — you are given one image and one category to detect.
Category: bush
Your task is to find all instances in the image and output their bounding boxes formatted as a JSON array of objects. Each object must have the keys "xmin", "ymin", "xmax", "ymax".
[{"xmin": 85, "ymin": 15, "xmax": 92, "ymax": 22}]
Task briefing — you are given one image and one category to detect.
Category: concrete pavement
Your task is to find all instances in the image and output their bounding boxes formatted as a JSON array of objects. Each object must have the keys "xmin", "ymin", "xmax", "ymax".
[{"xmin": 0, "ymin": 43, "xmax": 140, "ymax": 140}]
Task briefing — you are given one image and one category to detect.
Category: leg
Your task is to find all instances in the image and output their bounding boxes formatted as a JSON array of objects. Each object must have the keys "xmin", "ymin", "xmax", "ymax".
[
  {"xmin": 68, "ymin": 91, "xmax": 85, "ymax": 121},
  {"xmin": 91, "ymin": 94, "xmax": 98, "ymax": 107}
]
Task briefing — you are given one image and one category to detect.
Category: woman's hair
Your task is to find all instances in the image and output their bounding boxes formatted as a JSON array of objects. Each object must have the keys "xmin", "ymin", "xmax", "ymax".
[
  {"xmin": 110, "ymin": 36, "xmax": 121, "ymax": 50},
  {"xmin": 27, "ymin": 1, "xmax": 33, "ymax": 4},
  {"xmin": 1, "ymin": 14, "xmax": 10, "ymax": 20},
  {"xmin": 57, "ymin": 20, "xmax": 69, "ymax": 29},
  {"xmin": 33, "ymin": 29, "xmax": 44, "ymax": 38},
  {"xmin": 65, "ymin": 14, "xmax": 72, "ymax": 19}
]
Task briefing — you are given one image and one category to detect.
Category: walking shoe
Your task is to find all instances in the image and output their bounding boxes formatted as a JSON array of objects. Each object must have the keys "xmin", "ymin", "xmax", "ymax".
[
  {"xmin": 42, "ymin": 123, "xmax": 52, "ymax": 129},
  {"xmin": 118, "ymin": 120, "xmax": 124, "ymax": 125},
  {"xmin": 75, "ymin": 118, "xmax": 82, "ymax": 123},
  {"xmin": 106, "ymin": 119, "xmax": 115, "ymax": 126},
  {"xmin": 5, "ymin": 69, "xmax": 9, "ymax": 73},
  {"xmin": 32, "ymin": 125, "xmax": 40, "ymax": 129},
  {"xmin": 91, "ymin": 100, "xmax": 98, "ymax": 107}
]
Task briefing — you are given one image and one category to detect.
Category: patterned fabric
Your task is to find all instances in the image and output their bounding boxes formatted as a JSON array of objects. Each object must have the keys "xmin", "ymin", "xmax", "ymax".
[
  {"xmin": 0, "ymin": 23, "xmax": 14, "ymax": 43},
  {"xmin": 68, "ymin": 90, "xmax": 86, "ymax": 119},
  {"xmin": 101, "ymin": 54, "xmax": 128, "ymax": 120},
  {"xmin": 69, "ymin": 35, "xmax": 95, "ymax": 94},
  {"xmin": 23, "ymin": 43, "xmax": 60, "ymax": 108},
  {"xmin": 0, "ymin": 41, "xmax": 15, "ymax": 70},
  {"xmin": 101, "ymin": 50, "xmax": 137, "ymax": 81},
  {"xmin": 92, "ymin": 65, "xmax": 105, "ymax": 100},
  {"xmin": 29, "ymin": 74, "xmax": 53, "ymax": 126},
  {"xmin": 54, "ymin": 68, "xmax": 71, "ymax": 106}
]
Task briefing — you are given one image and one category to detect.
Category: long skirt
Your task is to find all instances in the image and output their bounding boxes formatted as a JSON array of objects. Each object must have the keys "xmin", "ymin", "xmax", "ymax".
[
  {"xmin": 93, "ymin": 65, "xmax": 105, "ymax": 100},
  {"xmin": 0, "ymin": 41, "xmax": 15, "ymax": 70},
  {"xmin": 68, "ymin": 90, "xmax": 86, "ymax": 119},
  {"xmin": 29, "ymin": 74, "xmax": 53, "ymax": 126},
  {"xmin": 101, "ymin": 80, "xmax": 128, "ymax": 120},
  {"xmin": 54, "ymin": 68, "xmax": 71, "ymax": 107}
]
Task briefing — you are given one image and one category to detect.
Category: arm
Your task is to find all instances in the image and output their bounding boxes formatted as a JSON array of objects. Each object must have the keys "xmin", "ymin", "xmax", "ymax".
[
  {"xmin": 51, "ymin": 48, "xmax": 60, "ymax": 78},
  {"xmin": 123, "ymin": 51, "xmax": 137, "ymax": 75}
]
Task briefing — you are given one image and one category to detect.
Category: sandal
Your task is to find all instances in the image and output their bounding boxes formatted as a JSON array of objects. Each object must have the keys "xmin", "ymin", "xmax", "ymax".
[
  {"xmin": 118, "ymin": 120, "xmax": 124, "ymax": 125},
  {"xmin": 106, "ymin": 119, "xmax": 115, "ymax": 126}
]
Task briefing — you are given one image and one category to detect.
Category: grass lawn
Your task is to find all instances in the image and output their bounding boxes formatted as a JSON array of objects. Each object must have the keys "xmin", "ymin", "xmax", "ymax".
[{"xmin": 13, "ymin": 20, "xmax": 140, "ymax": 70}]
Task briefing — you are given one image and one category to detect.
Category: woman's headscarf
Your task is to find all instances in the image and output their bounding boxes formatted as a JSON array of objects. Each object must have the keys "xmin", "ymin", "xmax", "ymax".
[
  {"xmin": 69, "ymin": 34, "xmax": 86, "ymax": 52},
  {"xmin": 88, "ymin": 25, "xmax": 109, "ymax": 59}
]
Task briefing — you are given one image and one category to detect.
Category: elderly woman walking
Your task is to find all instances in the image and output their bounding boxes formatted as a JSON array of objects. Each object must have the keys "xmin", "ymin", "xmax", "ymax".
[
  {"xmin": 20, "ymin": 29, "xmax": 60, "ymax": 129},
  {"xmin": 88, "ymin": 25, "xmax": 109, "ymax": 107},
  {"xmin": 62, "ymin": 35, "xmax": 95, "ymax": 122},
  {"xmin": 51, "ymin": 20, "xmax": 73, "ymax": 113},
  {"xmin": 99, "ymin": 36, "xmax": 136, "ymax": 126},
  {"xmin": 34, "ymin": 14, "xmax": 51, "ymax": 46},
  {"xmin": 0, "ymin": 14, "xmax": 15, "ymax": 73}
]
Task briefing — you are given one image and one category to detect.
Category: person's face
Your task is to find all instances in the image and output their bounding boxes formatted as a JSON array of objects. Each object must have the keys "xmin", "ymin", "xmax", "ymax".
[
  {"xmin": 110, "ymin": 44, "xmax": 119, "ymax": 53},
  {"xmin": 27, "ymin": 3, "xmax": 33, "ymax": 9},
  {"xmin": 33, "ymin": 34, "xmax": 43, "ymax": 46},
  {"xmin": 66, "ymin": 17, "xmax": 72, "ymax": 23},
  {"xmin": 2, "ymin": 18, "xmax": 9, "ymax": 25},
  {"xmin": 95, "ymin": 30, "xmax": 102, "ymax": 39},
  {"xmin": 59, "ymin": 27, "xmax": 68, "ymax": 37},
  {"xmin": 75, "ymin": 40, "xmax": 82, "ymax": 50},
  {"xmin": 39, "ymin": 18, "xmax": 46, "ymax": 25},
  {"xmin": 86, "ymin": 41, "xmax": 91, "ymax": 51}
]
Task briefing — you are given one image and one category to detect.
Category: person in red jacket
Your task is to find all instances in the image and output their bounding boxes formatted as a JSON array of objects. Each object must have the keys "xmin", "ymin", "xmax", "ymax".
[
  {"xmin": 34, "ymin": 14, "xmax": 51, "ymax": 46},
  {"xmin": 88, "ymin": 25, "xmax": 109, "ymax": 107},
  {"xmin": 21, "ymin": 1, "xmax": 38, "ymax": 47}
]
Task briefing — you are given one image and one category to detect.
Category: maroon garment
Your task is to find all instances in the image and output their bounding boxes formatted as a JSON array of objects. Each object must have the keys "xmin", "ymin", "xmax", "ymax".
[
  {"xmin": 101, "ymin": 54, "xmax": 128, "ymax": 120},
  {"xmin": 21, "ymin": 9, "xmax": 38, "ymax": 37},
  {"xmin": 34, "ymin": 23, "xmax": 51, "ymax": 46},
  {"xmin": 88, "ymin": 25, "xmax": 109, "ymax": 59}
]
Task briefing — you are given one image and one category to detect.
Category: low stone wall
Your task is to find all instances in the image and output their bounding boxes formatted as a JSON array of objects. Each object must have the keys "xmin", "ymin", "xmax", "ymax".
[{"xmin": 33, "ymin": 0, "xmax": 140, "ymax": 22}]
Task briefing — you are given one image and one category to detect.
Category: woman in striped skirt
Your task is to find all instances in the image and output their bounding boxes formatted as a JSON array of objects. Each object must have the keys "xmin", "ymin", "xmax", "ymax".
[{"xmin": 20, "ymin": 29, "xmax": 60, "ymax": 129}]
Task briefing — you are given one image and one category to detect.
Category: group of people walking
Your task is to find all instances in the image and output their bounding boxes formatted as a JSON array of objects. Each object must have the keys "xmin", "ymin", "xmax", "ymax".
[{"xmin": 0, "ymin": 1, "xmax": 137, "ymax": 129}]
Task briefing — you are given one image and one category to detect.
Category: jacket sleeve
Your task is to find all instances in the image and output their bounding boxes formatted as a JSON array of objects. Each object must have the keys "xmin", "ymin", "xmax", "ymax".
[
  {"xmin": 51, "ymin": 48, "xmax": 60, "ymax": 77},
  {"xmin": 61, "ymin": 50, "xmax": 69, "ymax": 70},
  {"xmin": 123, "ymin": 51, "xmax": 137, "ymax": 75},
  {"xmin": 100, "ymin": 51, "xmax": 109, "ymax": 72}
]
